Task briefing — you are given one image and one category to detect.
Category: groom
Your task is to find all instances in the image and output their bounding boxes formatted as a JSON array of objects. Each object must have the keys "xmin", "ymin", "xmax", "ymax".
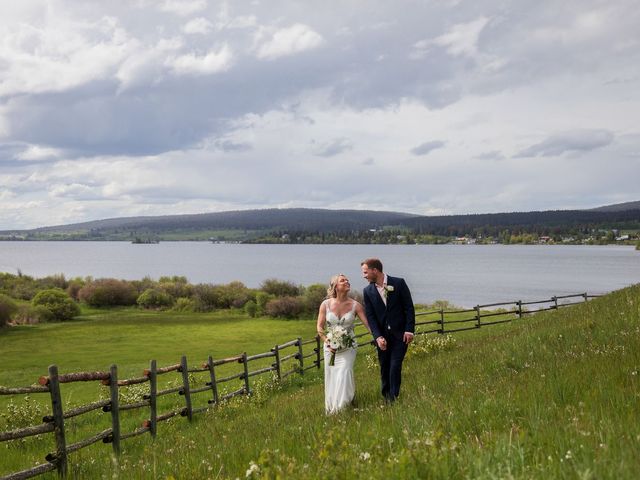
[{"xmin": 361, "ymin": 258, "xmax": 415, "ymax": 402}]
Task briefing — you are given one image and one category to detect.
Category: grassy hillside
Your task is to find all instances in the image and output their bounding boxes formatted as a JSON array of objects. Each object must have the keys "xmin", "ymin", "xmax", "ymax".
[{"xmin": 1, "ymin": 285, "xmax": 639, "ymax": 478}]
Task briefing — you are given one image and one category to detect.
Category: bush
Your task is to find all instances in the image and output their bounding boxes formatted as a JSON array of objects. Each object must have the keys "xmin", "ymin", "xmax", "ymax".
[
  {"xmin": 265, "ymin": 296, "xmax": 305, "ymax": 319},
  {"xmin": 0, "ymin": 272, "xmax": 38, "ymax": 300},
  {"xmin": 260, "ymin": 278, "xmax": 300, "ymax": 297},
  {"xmin": 131, "ymin": 276, "xmax": 157, "ymax": 294},
  {"xmin": 217, "ymin": 281, "xmax": 253, "ymax": 308},
  {"xmin": 172, "ymin": 297, "xmax": 196, "ymax": 312},
  {"xmin": 36, "ymin": 274, "xmax": 68, "ymax": 290},
  {"xmin": 31, "ymin": 289, "xmax": 80, "ymax": 322},
  {"xmin": 244, "ymin": 300, "xmax": 258, "ymax": 318},
  {"xmin": 12, "ymin": 305, "xmax": 53, "ymax": 324},
  {"xmin": 78, "ymin": 279, "xmax": 138, "ymax": 307},
  {"xmin": 0, "ymin": 293, "xmax": 18, "ymax": 327},
  {"xmin": 137, "ymin": 288, "xmax": 174, "ymax": 309},
  {"xmin": 158, "ymin": 278, "xmax": 193, "ymax": 299},
  {"xmin": 255, "ymin": 291, "xmax": 275, "ymax": 315},
  {"xmin": 192, "ymin": 282, "xmax": 253, "ymax": 311},
  {"xmin": 192, "ymin": 284, "xmax": 223, "ymax": 311},
  {"xmin": 66, "ymin": 278, "xmax": 85, "ymax": 301},
  {"xmin": 303, "ymin": 284, "xmax": 327, "ymax": 313}
]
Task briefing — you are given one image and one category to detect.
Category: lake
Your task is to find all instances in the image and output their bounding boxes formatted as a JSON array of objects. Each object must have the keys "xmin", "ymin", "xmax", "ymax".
[{"xmin": 0, "ymin": 242, "xmax": 638, "ymax": 307}]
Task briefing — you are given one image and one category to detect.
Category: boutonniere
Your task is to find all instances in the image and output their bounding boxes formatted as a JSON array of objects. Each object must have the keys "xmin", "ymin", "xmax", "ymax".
[{"xmin": 384, "ymin": 285, "xmax": 394, "ymax": 295}]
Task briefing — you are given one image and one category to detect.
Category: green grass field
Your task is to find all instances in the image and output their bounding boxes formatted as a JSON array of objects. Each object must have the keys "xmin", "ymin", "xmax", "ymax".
[{"xmin": 1, "ymin": 285, "xmax": 639, "ymax": 479}]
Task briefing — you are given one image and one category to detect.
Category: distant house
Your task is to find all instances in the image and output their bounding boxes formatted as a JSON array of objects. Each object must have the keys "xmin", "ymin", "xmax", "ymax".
[
  {"xmin": 539, "ymin": 236, "xmax": 552, "ymax": 244},
  {"xmin": 453, "ymin": 236, "xmax": 476, "ymax": 245},
  {"xmin": 616, "ymin": 234, "xmax": 630, "ymax": 241}
]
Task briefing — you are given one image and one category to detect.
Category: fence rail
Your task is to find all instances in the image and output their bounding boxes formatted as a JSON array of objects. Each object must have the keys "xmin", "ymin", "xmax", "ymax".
[{"xmin": 0, "ymin": 292, "xmax": 594, "ymax": 479}]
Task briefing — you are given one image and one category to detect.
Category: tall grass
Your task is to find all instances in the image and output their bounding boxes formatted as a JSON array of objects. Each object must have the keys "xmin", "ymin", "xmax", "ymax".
[{"xmin": 2, "ymin": 285, "xmax": 639, "ymax": 478}]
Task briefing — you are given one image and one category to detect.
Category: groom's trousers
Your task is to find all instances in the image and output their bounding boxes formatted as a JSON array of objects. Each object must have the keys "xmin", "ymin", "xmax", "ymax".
[{"xmin": 377, "ymin": 335, "xmax": 408, "ymax": 401}]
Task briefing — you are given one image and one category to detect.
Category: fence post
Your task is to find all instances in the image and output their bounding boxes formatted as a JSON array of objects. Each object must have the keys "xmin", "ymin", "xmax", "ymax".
[
  {"xmin": 517, "ymin": 300, "xmax": 522, "ymax": 319},
  {"xmin": 583, "ymin": 292, "xmax": 588, "ymax": 302},
  {"xmin": 315, "ymin": 335, "xmax": 322, "ymax": 369},
  {"xmin": 439, "ymin": 309, "xmax": 445, "ymax": 333},
  {"xmin": 108, "ymin": 364, "xmax": 121, "ymax": 455},
  {"xmin": 149, "ymin": 360, "xmax": 157, "ymax": 438},
  {"xmin": 241, "ymin": 352, "xmax": 251, "ymax": 395},
  {"xmin": 180, "ymin": 355, "xmax": 193, "ymax": 421},
  {"xmin": 297, "ymin": 337, "xmax": 304, "ymax": 376},
  {"xmin": 47, "ymin": 365, "xmax": 67, "ymax": 477},
  {"xmin": 552, "ymin": 296, "xmax": 558, "ymax": 309},
  {"xmin": 273, "ymin": 345, "xmax": 281, "ymax": 380},
  {"xmin": 475, "ymin": 305, "xmax": 481, "ymax": 328},
  {"xmin": 206, "ymin": 355, "xmax": 219, "ymax": 405}
]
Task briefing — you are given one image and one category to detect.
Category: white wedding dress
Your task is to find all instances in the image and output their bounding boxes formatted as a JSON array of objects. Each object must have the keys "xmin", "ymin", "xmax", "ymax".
[{"xmin": 324, "ymin": 301, "xmax": 357, "ymax": 414}]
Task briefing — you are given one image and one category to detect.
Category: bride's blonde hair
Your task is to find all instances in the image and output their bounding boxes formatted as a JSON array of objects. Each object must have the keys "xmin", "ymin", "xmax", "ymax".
[{"xmin": 326, "ymin": 274, "xmax": 346, "ymax": 299}]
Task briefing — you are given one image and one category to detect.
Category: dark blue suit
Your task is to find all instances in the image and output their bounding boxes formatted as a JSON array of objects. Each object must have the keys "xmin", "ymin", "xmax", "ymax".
[{"xmin": 363, "ymin": 275, "xmax": 415, "ymax": 401}]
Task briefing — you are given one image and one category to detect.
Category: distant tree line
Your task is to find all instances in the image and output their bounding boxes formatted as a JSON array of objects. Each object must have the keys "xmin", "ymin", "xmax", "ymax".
[{"xmin": 2, "ymin": 207, "xmax": 639, "ymax": 243}]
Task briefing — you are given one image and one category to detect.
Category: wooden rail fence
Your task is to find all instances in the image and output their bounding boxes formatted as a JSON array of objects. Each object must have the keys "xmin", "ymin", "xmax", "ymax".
[{"xmin": 0, "ymin": 292, "xmax": 596, "ymax": 479}]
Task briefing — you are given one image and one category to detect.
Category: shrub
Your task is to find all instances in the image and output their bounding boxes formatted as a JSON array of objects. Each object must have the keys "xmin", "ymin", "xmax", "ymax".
[
  {"xmin": 137, "ymin": 288, "xmax": 174, "ymax": 309},
  {"xmin": 66, "ymin": 278, "xmax": 85, "ymax": 301},
  {"xmin": 36, "ymin": 274, "xmax": 68, "ymax": 290},
  {"xmin": 303, "ymin": 284, "xmax": 328, "ymax": 313},
  {"xmin": 244, "ymin": 300, "xmax": 258, "ymax": 318},
  {"xmin": 158, "ymin": 278, "xmax": 193, "ymax": 299},
  {"xmin": 260, "ymin": 278, "xmax": 300, "ymax": 297},
  {"xmin": 130, "ymin": 276, "xmax": 157, "ymax": 295},
  {"xmin": 255, "ymin": 291, "xmax": 275, "ymax": 315},
  {"xmin": 172, "ymin": 297, "xmax": 196, "ymax": 312},
  {"xmin": 265, "ymin": 296, "xmax": 304, "ymax": 319},
  {"xmin": 0, "ymin": 293, "xmax": 18, "ymax": 327},
  {"xmin": 31, "ymin": 289, "xmax": 80, "ymax": 322},
  {"xmin": 12, "ymin": 305, "xmax": 53, "ymax": 324},
  {"xmin": 0, "ymin": 272, "xmax": 38, "ymax": 300},
  {"xmin": 77, "ymin": 279, "xmax": 138, "ymax": 307},
  {"xmin": 192, "ymin": 284, "xmax": 223, "ymax": 311},
  {"xmin": 217, "ymin": 281, "xmax": 253, "ymax": 309},
  {"xmin": 192, "ymin": 282, "xmax": 253, "ymax": 310}
]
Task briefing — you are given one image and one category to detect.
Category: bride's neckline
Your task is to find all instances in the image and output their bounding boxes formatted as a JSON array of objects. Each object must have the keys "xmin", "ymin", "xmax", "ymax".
[{"xmin": 327, "ymin": 299, "xmax": 355, "ymax": 319}]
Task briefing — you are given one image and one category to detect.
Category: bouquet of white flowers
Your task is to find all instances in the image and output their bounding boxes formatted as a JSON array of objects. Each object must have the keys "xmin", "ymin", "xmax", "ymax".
[{"xmin": 325, "ymin": 325, "xmax": 356, "ymax": 366}]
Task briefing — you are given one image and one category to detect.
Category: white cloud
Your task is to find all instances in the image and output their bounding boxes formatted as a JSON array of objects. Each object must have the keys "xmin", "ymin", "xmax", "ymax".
[
  {"xmin": 255, "ymin": 24, "xmax": 324, "ymax": 60},
  {"xmin": 16, "ymin": 145, "xmax": 62, "ymax": 162},
  {"xmin": 0, "ymin": 15, "xmax": 135, "ymax": 97},
  {"xmin": 166, "ymin": 44, "xmax": 233, "ymax": 75},
  {"xmin": 412, "ymin": 16, "xmax": 489, "ymax": 59},
  {"xmin": 434, "ymin": 16, "xmax": 490, "ymax": 57},
  {"xmin": 183, "ymin": 17, "xmax": 213, "ymax": 35},
  {"xmin": 214, "ymin": 3, "xmax": 257, "ymax": 31},
  {"xmin": 160, "ymin": 0, "xmax": 206, "ymax": 17},
  {"xmin": 115, "ymin": 37, "xmax": 183, "ymax": 91}
]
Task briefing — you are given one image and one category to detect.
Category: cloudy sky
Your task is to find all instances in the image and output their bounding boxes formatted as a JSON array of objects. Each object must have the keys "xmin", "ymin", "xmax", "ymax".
[{"xmin": 1, "ymin": 0, "xmax": 639, "ymax": 229}]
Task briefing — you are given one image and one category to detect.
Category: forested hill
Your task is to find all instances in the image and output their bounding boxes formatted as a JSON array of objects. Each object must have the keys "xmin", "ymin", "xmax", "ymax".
[
  {"xmin": 401, "ymin": 209, "xmax": 640, "ymax": 237},
  {"xmin": 2, "ymin": 208, "xmax": 418, "ymax": 240},
  {"xmin": 1, "ymin": 205, "xmax": 639, "ymax": 243}
]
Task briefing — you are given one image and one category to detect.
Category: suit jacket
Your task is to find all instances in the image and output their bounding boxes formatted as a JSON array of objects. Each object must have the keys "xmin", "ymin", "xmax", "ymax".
[{"xmin": 363, "ymin": 275, "xmax": 415, "ymax": 341}]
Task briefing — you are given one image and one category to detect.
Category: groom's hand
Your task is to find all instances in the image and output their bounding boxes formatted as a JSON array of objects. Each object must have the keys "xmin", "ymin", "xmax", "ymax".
[
  {"xmin": 403, "ymin": 332, "xmax": 414, "ymax": 345},
  {"xmin": 376, "ymin": 336, "xmax": 387, "ymax": 350}
]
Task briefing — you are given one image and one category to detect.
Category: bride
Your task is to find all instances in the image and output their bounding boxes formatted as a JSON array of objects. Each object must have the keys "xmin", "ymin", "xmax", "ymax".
[{"xmin": 316, "ymin": 274, "xmax": 372, "ymax": 414}]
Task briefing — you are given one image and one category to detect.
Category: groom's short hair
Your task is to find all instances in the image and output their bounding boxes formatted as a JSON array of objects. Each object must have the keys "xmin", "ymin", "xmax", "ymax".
[{"xmin": 361, "ymin": 258, "xmax": 383, "ymax": 272}]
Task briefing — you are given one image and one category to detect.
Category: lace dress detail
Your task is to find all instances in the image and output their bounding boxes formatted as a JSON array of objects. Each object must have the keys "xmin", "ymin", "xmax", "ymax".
[{"xmin": 324, "ymin": 300, "xmax": 357, "ymax": 414}]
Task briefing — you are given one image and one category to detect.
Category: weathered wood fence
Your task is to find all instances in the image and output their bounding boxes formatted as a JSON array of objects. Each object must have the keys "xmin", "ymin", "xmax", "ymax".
[{"xmin": 0, "ymin": 292, "xmax": 596, "ymax": 479}]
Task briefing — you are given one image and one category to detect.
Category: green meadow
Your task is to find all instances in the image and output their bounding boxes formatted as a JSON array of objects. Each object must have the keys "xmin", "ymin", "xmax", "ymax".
[{"xmin": 1, "ymin": 285, "xmax": 639, "ymax": 479}]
